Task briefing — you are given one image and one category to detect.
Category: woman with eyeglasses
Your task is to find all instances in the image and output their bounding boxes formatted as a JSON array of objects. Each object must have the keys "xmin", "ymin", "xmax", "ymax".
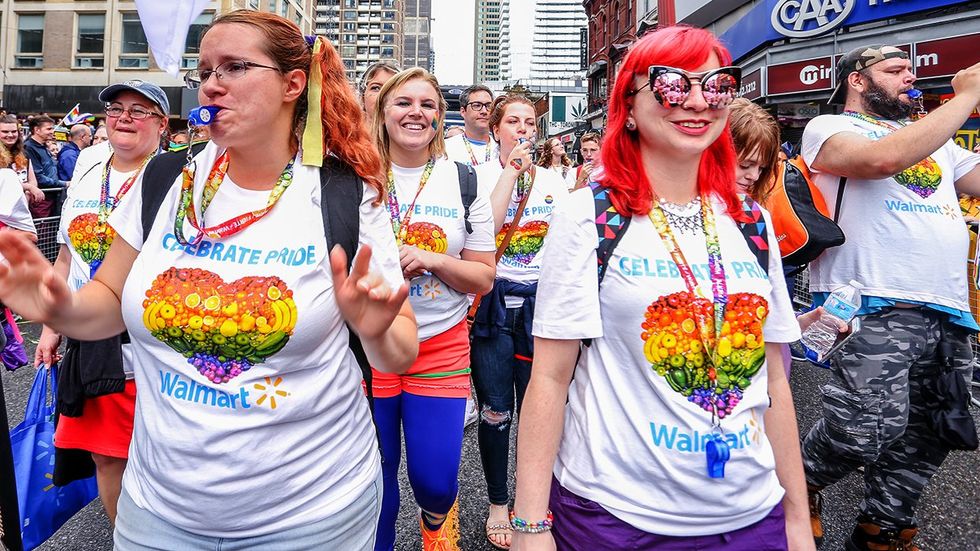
[
  {"xmin": 470, "ymin": 94, "xmax": 568, "ymax": 550},
  {"xmin": 370, "ymin": 68, "xmax": 496, "ymax": 551},
  {"xmin": 0, "ymin": 11, "xmax": 416, "ymax": 549},
  {"xmin": 31, "ymin": 81, "xmax": 168, "ymax": 525},
  {"xmin": 510, "ymin": 27, "xmax": 813, "ymax": 550}
]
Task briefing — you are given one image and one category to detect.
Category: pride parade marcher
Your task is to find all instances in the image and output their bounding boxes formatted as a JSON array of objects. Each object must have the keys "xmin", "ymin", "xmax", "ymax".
[
  {"xmin": 0, "ymin": 10, "xmax": 417, "ymax": 549},
  {"xmin": 0, "ymin": 115, "xmax": 46, "ymax": 209},
  {"xmin": 536, "ymin": 137, "xmax": 575, "ymax": 189},
  {"xmin": 470, "ymin": 93, "xmax": 568, "ymax": 550},
  {"xmin": 360, "ymin": 61, "xmax": 401, "ymax": 127},
  {"xmin": 34, "ymin": 81, "xmax": 169, "ymax": 524},
  {"xmin": 572, "ymin": 131, "xmax": 601, "ymax": 190},
  {"xmin": 800, "ymin": 46, "xmax": 980, "ymax": 551},
  {"xmin": 370, "ymin": 67, "xmax": 496, "ymax": 551},
  {"xmin": 445, "ymin": 84, "xmax": 495, "ymax": 167},
  {"xmin": 511, "ymin": 26, "xmax": 814, "ymax": 550}
]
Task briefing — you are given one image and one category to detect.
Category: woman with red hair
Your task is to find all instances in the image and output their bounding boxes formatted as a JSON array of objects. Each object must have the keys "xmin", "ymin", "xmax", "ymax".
[
  {"xmin": 0, "ymin": 10, "xmax": 417, "ymax": 549},
  {"xmin": 511, "ymin": 26, "xmax": 814, "ymax": 550}
]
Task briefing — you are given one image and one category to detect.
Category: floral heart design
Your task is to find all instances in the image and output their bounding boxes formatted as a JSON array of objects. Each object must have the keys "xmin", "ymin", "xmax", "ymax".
[
  {"xmin": 142, "ymin": 268, "xmax": 297, "ymax": 384},
  {"xmin": 641, "ymin": 291, "xmax": 768, "ymax": 418},
  {"xmin": 403, "ymin": 221, "xmax": 448, "ymax": 254},
  {"xmin": 894, "ymin": 157, "xmax": 942, "ymax": 199},
  {"xmin": 497, "ymin": 220, "xmax": 549, "ymax": 265},
  {"xmin": 68, "ymin": 213, "xmax": 113, "ymax": 266}
]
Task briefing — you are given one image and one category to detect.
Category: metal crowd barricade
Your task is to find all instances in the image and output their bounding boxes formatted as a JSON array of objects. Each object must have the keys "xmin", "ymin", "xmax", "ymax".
[{"xmin": 33, "ymin": 216, "xmax": 61, "ymax": 263}]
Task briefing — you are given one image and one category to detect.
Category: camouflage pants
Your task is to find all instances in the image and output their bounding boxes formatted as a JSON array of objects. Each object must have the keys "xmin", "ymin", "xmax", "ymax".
[{"xmin": 801, "ymin": 307, "xmax": 974, "ymax": 528}]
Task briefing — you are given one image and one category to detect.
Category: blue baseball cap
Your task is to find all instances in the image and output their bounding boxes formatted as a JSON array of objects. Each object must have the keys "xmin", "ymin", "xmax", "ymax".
[{"xmin": 99, "ymin": 79, "xmax": 170, "ymax": 116}]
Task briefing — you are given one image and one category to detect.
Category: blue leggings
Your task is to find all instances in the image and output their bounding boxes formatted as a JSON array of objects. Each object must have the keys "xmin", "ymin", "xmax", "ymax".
[{"xmin": 373, "ymin": 392, "xmax": 466, "ymax": 551}]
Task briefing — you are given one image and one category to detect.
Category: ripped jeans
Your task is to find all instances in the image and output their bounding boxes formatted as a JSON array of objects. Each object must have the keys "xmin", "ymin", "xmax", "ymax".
[{"xmin": 470, "ymin": 307, "xmax": 533, "ymax": 505}]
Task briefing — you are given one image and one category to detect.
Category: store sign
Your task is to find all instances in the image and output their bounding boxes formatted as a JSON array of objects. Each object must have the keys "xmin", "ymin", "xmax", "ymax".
[
  {"xmin": 914, "ymin": 33, "xmax": 980, "ymax": 79},
  {"xmin": 739, "ymin": 68, "xmax": 764, "ymax": 100},
  {"xmin": 767, "ymin": 56, "xmax": 834, "ymax": 95},
  {"xmin": 720, "ymin": 0, "xmax": 973, "ymax": 61},
  {"xmin": 954, "ymin": 130, "xmax": 978, "ymax": 152},
  {"xmin": 939, "ymin": 93, "xmax": 980, "ymax": 119},
  {"xmin": 580, "ymin": 28, "xmax": 588, "ymax": 70}
]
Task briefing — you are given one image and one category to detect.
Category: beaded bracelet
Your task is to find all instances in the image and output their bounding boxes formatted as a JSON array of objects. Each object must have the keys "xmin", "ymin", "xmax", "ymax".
[{"xmin": 509, "ymin": 510, "xmax": 554, "ymax": 534}]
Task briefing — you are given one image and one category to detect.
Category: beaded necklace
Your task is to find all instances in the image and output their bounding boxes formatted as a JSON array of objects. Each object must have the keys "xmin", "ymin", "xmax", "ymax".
[
  {"xmin": 385, "ymin": 159, "xmax": 436, "ymax": 244},
  {"xmin": 89, "ymin": 153, "xmax": 154, "ymax": 276},
  {"xmin": 173, "ymin": 150, "xmax": 295, "ymax": 246},
  {"xmin": 841, "ymin": 110, "xmax": 908, "ymax": 131}
]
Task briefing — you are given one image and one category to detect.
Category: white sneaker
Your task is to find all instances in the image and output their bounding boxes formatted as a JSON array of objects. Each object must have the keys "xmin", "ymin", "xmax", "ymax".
[{"xmin": 464, "ymin": 396, "xmax": 479, "ymax": 427}]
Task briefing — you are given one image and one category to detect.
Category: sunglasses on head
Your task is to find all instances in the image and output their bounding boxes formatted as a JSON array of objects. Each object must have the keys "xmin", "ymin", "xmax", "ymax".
[{"xmin": 630, "ymin": 66, "xmax": 742, "ymax": 109}]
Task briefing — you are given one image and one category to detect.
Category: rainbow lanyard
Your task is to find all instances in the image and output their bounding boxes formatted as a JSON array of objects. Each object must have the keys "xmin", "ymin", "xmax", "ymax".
[
  {"xmin": 174, "ymin": 150, "xmax": 295, "ymax": 246},
  {"xmin": 648, "ymin": 195, "xmax": 729, "ymax": 399},
  {"xmin": 463, "ymin": 136, "xmax": 492, "ymax": 165},
  {"xmin": 385, "ymin": 159, "xmax": 435, "ymax": 245},
  {"xmin": 90, "ymin": 153, "xmax": 153, "ymax": 274}
]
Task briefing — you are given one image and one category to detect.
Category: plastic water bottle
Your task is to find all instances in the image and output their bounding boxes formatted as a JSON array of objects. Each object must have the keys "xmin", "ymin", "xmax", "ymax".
[{"xmin": 801, "ymin": 280, "xmax": 863, "ymax": 360}]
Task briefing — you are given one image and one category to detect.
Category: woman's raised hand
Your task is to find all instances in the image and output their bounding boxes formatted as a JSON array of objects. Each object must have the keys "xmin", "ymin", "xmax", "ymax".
[
  {"xmin": 506, "ymin": 139, "xmax": 534, "ymax": 175},
  {"xmin": 0, "ymin": 231, "xmax": 72, "ymax": 325},
  {"xmin": 330, "ymin": 244, "xmax": 409, "ymax": 340}
]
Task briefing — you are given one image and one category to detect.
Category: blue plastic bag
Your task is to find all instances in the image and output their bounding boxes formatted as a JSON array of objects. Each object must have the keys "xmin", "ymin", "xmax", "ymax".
[{"xmin": 9, "ymin": 365, "xmax": 98, "ymax": 550}]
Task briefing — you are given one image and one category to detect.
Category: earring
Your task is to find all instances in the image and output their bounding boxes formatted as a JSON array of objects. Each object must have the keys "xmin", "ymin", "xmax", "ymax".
[{"xmin": 626, "ymin": 120, "xmax": 636, "ymax": 130}]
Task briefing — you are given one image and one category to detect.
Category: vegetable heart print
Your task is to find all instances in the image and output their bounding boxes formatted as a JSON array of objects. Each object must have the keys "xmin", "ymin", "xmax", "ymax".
[{"xmin": 496, "ymin": 220, "xmax": 549, "ymax": 265}]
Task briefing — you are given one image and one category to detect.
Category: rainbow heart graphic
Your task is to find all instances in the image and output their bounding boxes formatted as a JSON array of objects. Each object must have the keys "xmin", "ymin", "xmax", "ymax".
[
  {"xmin": 403, "ymin": 221, "xmax": 448, "ymax": 254},
  {"xmin": 895, "ymin": 157, "xmax": 942, "ymax": 199},
  {"xmin": 496, "ymin": 220, "xmax": 549, "ymax": 265},
  {"xmin": 142, "ymin": 268, "xmax": 298, "ymax": 384},
  {"xmin": 67, "ymin": 213, "xmax": 113, "ymax": 266},
  {"xmin": 641, "ymin": 291, "xmax": 768, "ymax": 418}
]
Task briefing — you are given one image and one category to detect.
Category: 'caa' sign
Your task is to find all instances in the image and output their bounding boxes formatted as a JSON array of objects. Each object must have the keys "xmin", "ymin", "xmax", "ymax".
[{"xmin": 771, "ymin": 0, "xmax": 856, "ymax": 38}]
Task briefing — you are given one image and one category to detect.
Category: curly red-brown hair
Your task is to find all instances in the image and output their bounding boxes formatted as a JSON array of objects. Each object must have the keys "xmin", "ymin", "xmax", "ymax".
[
  {"xmin": 206, "ymin": 11, "xmax": 383, "ymax": 203},
  {"xmin": 602, "ymin": 26, "xmax": 741, "ymax": 220}
]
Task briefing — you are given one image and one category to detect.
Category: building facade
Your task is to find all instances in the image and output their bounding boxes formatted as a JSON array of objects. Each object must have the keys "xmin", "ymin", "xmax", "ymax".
[
  {"xmin": 582, "ymin": 0, "xmax": 639, "ymax": 130},
  {"xmin": 529, "ymin": 0, "xmax": 588, "ymax": 79},
  {"xmin": 314, "ymin": 0, "xmax": 404, "ymax": 82},
  {"xmin": 474, "ymin": 0, "xmax": 502, "ymax": 82},
  {"xmin": 0, "ymin": 0, "xmax": 316, "ymax": 117},
  {"xmin": 402, "ymin": 0, "xmax": 432, "ymax": 72}
]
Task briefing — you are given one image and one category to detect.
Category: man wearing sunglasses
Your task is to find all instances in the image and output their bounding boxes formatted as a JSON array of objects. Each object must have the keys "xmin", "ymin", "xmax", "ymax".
[
  {"xmin": 799, "ymin": 45, "xmax": 980, "ymax": 551},
  {"xmin": 445, "ymin": 84, "xmax": 495, "ymax": 167}
]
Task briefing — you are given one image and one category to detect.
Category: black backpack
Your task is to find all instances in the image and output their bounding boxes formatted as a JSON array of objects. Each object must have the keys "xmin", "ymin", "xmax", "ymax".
[{"xmin": 139, "ymin": 149, "xmax": 478, "ymax": 410}]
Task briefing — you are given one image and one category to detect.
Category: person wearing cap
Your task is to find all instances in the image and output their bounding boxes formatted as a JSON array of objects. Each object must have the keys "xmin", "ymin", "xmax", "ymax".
[
  {"xmin": 799, "ymin": 45, "xmax": 980, "ymax": 550},
  {"xmin": 34, "ymin": 79, "xmax": 169, "ymax": 525}
]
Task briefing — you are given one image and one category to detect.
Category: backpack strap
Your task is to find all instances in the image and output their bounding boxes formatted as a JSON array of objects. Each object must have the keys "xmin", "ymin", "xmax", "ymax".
[
  {"xmin": 591, "ymin": 182, "xmax": 631, "ymax": 287},
  {"xmin": 455, "ymin": 161, "xmax": 477, "ymax": 234},
  {"xmin": 140, "ymin": 144, "xmax": 207, "ymax": 243},
  {"xmin": 833, "ymin": 177, "xmax": 848, "ymax": 224},
  {"xmin": 735, "ymin": 193, "xmax": 770, "ymax": 277}
]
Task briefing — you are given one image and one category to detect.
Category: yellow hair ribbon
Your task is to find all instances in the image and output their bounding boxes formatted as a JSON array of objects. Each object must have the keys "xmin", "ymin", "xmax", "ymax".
[{"xmin": 302, "ymin": 37, "xmax": 325, "ymax": 167}]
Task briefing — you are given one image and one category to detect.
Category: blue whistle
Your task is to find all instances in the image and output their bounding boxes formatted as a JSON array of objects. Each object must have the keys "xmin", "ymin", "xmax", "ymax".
[
  {"xmin": 906, "ymin": 89, "xmax": 922, "ymax": 100},
  {"xmin": 188, "ymin": 106, "xmax": 221, "ymax": 126},
  {"xmin": 706, "ymin": 434, "xmax": 731, "ymax": 479}
]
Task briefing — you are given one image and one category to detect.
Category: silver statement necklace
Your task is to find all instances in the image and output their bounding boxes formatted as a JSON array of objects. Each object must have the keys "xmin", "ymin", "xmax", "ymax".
[{"xmin": 657, "ymin": 196, "xmax": 703, "ymax": 235}]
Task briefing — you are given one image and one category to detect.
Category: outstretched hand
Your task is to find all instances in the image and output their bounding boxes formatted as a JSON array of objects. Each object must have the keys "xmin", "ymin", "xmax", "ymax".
[
  {"xmin": 0, "ymin": 231, "xmax": 71, "ymax": 325},
  {"xmin": 330, "ymin": 244, "xmax": 409, "ymax": 341}
]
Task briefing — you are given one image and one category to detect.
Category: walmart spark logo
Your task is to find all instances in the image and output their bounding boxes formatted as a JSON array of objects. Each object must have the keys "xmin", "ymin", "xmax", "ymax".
[{"xmin": 253, "ymin": 376, "xmax": 290, "ymax": 410}]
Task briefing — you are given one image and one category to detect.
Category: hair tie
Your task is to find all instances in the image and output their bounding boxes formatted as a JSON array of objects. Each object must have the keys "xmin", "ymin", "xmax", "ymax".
[
  {"xmin": 304, "ymin": 35, "xmax": 316, "ymax": 49},
  {"xmin": 301, "ymin": 36, "xmax": 325, "ymax": 167}
]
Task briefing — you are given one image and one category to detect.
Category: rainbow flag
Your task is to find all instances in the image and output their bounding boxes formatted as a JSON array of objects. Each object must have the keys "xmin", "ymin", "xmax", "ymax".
[{"xmin": 60, "ymin": 103, "xmax": 82, "ymax": 126}]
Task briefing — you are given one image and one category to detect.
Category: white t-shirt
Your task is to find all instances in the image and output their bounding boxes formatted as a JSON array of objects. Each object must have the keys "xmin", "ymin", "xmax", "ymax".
[
  {"xmin": 532, "ymin": 189, "xmax": 800, "ymax": 536},
  {"xmin": 109, "ymin": 142, "xmax": 403, "ymax": 538},
  {"xmin": 391, "ymin": 157, "xmax": 495, "ymax": 340},
  {"xmin": 0, "ymin": 168, "xmax": 37, "ymax": 233},
  {"xmin": 802, "ymin": 114, "xmax": 980, "ymax": 309},
  {"xmin": 475, "ymin": 162, "xmax": 569, "ymax": 308},
  {"xmin": 58, "ymin": 148, "xmax": 140, "ymax": 377},
  {"xmin": 445, "ymin": 133, "xmax": 494, "ymax": 167}
]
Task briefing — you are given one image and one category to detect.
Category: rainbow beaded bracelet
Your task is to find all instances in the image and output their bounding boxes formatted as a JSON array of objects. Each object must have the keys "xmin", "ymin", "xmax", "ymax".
[{"xmin": 509, "ymin": 510, "xmax": 554, "ymax": 534}]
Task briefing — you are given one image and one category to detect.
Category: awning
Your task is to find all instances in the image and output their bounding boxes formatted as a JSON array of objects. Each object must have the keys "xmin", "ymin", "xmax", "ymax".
[{"xmin": 586, "ymin": 60, "xmax": 608, "ymax": 78}]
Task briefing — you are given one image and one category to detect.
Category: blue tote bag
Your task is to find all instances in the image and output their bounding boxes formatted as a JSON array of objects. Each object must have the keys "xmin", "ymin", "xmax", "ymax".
[{"xmin": 9, "ymin": 365, "xmax": 98, "ymax": 550}]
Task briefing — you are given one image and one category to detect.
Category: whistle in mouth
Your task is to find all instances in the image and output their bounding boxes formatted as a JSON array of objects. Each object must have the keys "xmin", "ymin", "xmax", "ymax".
[{"xmin": 188, "ymin": 106, "xmax": 221, "ymax": 126}]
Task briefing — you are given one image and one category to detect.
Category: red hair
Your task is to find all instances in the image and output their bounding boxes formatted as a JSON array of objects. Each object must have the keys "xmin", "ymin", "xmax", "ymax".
[
  {"xmin": 601, "ymin": 26, "xmax": 742, "ymax": 220},
  {"xmin": 207, "ymin": 11, "xmax": 383, "ymax": 203}
]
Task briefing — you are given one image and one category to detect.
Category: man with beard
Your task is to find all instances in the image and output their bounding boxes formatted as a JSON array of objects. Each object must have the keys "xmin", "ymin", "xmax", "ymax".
[
  {"xmin": 800, "ymin": 45, "xmax": 980, "ymax": 550},
  {"xmin": 445, "ymin": 84, "xmax": 494, "ymax": 167}
]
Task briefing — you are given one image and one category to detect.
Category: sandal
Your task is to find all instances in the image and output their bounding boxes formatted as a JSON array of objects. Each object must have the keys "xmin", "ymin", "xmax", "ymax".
[{"xmin": 486, "ymin": 520, "xmax": 513, "ymax": 550}]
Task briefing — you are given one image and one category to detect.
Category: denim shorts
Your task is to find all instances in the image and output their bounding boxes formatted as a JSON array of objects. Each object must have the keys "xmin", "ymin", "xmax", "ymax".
[{"xmin": 114, "ymin": 471, "xmax": 383, "ymax": 550}]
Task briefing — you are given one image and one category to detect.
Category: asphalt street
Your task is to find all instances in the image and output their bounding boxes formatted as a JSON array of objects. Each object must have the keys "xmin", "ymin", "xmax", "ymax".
[{"xmin": 3, "ymin": 322, "xmax": 979, "ymax": 550}]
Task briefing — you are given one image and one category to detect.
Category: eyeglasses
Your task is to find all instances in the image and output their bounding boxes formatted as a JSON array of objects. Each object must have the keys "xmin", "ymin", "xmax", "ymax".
[
  {"xmin": 464, "ymin": 101, "xmax": 492, "ymax": 112},
  {"xmin": 630, "ymin": 66, "xmax": 741, "ymax": 109},
  {"xmin": 104, "ymin": 104, "xmax": 163, "ymax": 120},
  {"xmin": 184, "ymin": 60, "xmax": 281, "ymax": 89}
]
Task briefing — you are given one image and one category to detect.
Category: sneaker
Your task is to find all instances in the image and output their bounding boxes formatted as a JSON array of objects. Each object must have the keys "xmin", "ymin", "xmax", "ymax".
[
  {"xmin": 421, "ymin": 501, "xmax": 461, "ymax": 551},
  {"xmin": 845, "ymin": 519, "xmax": 920, "ymax": 551},
  {"xmin": 465, "ymin": 396, "xmax": 479, "ymax": 427},
  {"xmin": 789, "ymin": 341, "xmax": 808, "ymax": 361},
  {"xmin": 808, "ymin": 485, "xmax": 825, "ymax": 548}
]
